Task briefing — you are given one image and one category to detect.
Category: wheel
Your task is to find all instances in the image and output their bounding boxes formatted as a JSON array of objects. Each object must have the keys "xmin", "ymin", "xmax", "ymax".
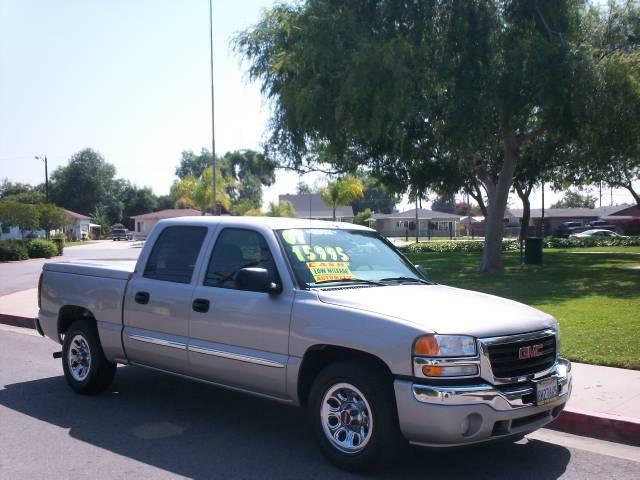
[
  {"xmin": 308, "ymin": 361, "xmax": 405, "ymax": 472},
  {"xmin": 62, "ymin": 320, "xmax": 116, "ymax": 394}
]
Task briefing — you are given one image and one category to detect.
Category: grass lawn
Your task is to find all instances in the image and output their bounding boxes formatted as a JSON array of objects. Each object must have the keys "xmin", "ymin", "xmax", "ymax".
[{"xmin": 405, "ymin": 246, "xmax": 640, "ymax": 369}]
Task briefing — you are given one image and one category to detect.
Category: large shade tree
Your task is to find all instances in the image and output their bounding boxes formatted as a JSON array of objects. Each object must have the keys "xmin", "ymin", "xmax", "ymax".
[{"xmin": 235, "ymin": 0, "xmax": 588, "ymax": 272}]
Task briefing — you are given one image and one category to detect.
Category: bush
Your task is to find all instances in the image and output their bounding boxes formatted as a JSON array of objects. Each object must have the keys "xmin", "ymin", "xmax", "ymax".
[
  {"xmin": 51, "ymin": 234, "xmax": 65, "ymax": 255},
  {"xmin": 400, "ymin": 239, "xmax": 520, "ymax": 254},
  {"xmin": 27, "ymin": 239, "xmax": 59, "ymax": 259},
  {"xmin": 0, "ymin": 240, "xmax": 29, "ymax": 261},
  {"xmin": 545, "ymin": 236, "xmax": 640, "ymax": 249}
]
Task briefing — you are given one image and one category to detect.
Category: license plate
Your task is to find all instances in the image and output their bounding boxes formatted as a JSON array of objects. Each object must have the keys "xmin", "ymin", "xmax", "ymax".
[{"xmin": 535, "ymin": 377, "xmax": 559, "ymax": 406}]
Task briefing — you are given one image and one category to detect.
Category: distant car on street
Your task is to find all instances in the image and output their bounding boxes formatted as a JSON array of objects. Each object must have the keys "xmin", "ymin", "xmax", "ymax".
[
  {"xmin": 111, "ymin": 228, "xmax": 129, "ymax": 241},
  {"xmin": 569, "ymin": 229, "xmax": 626, "ymax": 238},
  {"xmin": 556, "ymin": 221, "xmax": 587, "ymax": 237}
]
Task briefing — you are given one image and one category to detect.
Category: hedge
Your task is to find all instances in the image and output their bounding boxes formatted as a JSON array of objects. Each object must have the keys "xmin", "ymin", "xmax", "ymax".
[
  {"xmin": 544, "ymin": 236, "xmax": 640, "ymax": 249},
  {"xmin": 0, "ymin": 240, "xmax": 29, "ymax": 261},
  {"xmin": 26, "ymin": 239, "xmax": 59, "ymax": 258},
  {"xmin": 400, "ymin": 239, "xmax": 520, "ymax": 254}
]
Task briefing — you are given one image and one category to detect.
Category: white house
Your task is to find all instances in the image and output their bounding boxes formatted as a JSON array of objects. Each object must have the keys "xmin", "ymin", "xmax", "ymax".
[
  {"xmin": 373, "ymin": 209, "xmax": 461, "ymax": 238},
  {"xmin": 131, "ymin": 208, "xmax": 202, "ymax": 239},
  {"xmin": 0, "ymin": 225, "xmax": 45, "ymax": 240},
  {"xmin": 61, "ymin": 209, "xmax": 102, "ymax": 241}
]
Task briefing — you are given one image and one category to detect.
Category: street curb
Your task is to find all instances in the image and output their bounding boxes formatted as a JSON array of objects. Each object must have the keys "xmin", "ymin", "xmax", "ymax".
[
  {"xmin": 0, "ymin": 313, "xmax": 35, "ymax": 330},
  {"xmin": 548, "ymin": 407, "xmax": 640, "ymax": 447},
  {"xmin": 0, "ymin": 312, "xmax": 638, "ymax": 447}
]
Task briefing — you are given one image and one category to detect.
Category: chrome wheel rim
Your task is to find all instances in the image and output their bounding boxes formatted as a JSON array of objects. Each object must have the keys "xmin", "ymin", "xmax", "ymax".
[
  {"xmin": 320, "ymin": 382, "xmax": 373, "ymax": 454},
  {"xmin": 67, "ymin": 334, "xmax": 91, "ymax": 381}
]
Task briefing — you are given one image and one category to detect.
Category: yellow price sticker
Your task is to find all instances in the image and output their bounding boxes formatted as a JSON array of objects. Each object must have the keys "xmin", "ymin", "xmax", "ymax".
[{"xmin": 307, "ymin": 261, "xmax": 353, "ymax": 282}]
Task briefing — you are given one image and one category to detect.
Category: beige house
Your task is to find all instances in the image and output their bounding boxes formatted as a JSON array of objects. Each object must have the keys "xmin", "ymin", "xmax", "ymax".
[
  {"xmin": 131, "ymin": 208, "xmax": 202, "ymax": 239},
  {"xmin": 62, "ymin": 209, "xmax": 102, "ymax": 241}
]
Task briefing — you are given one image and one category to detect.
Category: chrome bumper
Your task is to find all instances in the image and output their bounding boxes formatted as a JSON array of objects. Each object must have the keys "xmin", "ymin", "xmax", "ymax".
[
  {"xmin": 394, "ymin": 358, "xmax": 572, "ymax": 446},
  {"xmin": 413, "ymin": 358, "xmax": 571, "ymax": 411}
]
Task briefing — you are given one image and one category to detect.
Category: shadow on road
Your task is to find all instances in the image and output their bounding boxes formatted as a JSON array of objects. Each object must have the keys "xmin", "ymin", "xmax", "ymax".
[{"xmin": 0, "ymin": 365, "xmax": 571, "ymax": 479}]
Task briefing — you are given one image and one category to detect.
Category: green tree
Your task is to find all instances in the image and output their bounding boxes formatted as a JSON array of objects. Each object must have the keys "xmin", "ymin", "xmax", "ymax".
[
  {"xmin": 91, "ymin": 204, "xmax": 111, "ymax": 238},
  {"xmin": 266, "ymin": 200, "xmax": 298, "ymax": 217},
  {"xmin": 37, "ymin": 204, "xmax": 70, "ymax": 238},
  {"xmin": 175, "ymin": 150, "xmax": 211, "ymax": 179},
  {"xmin": 431, "ymin": 195, "xmax": 456, "ymax": 214},
  {"xmin": 235, "ymin": 0, "xmax": 588, "ymax": 272},
  {"xmin": 320, "ymin": 177, "xmax": 364, "ymax": 221},
  {"xmin": 221, "ymin": 150, "xmax": 277, "ymax": 213},
  {"xmin": 353, "ymin": 208, "xmax": 373, "ymax": 226},
  {"xmin": 351, "ymin": 175, "xmax": 399, "ymax": 215},
  {"xmin": 296, "ymin": 181, "xmax": 312, "ymax": 194},
  {"xmin": 0, "ymin": 200, "xmax": 40, "ymax": 238},
  {"xmin": 551, "ymin": 190, "xmax": 597, "ymax": 209},
  {"xmin": 170, "ymin": 166, "xmax": 231, "ymax": 214},
  {"xmin": 156, "ymin": 195, "xmax": 175, "ymax": 210},
  {"xmin": 50, "ymin": 148, "xmax": 118, "ymax": 217},
  {"xmin": 0, "ymin": 179, "xmax": 46, "ymax": 204}
]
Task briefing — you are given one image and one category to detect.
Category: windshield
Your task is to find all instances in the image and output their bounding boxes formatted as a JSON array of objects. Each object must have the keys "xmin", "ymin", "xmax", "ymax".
[{"xmin": 276, "ymin": 228, "xmax": 424, "ymax": 287}]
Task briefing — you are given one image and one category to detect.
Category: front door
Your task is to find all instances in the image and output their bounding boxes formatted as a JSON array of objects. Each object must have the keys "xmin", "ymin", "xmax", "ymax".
[
  {"xmin": 123, "ymin": 225, "xmax": 209, "ymax": 374},
  {"xmin": 188, "ymin": 227, "xmax": 294, "ymax": 398}
]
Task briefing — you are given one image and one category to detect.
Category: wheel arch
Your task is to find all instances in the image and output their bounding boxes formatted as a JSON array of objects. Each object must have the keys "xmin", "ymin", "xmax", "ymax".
[
  {"xmin": 297, "ymin": 344, "xmax": 393, "ymax": 408},
  {"xmin": 57, "ymin": 305, "xmax": 97, "ymax": 342}
]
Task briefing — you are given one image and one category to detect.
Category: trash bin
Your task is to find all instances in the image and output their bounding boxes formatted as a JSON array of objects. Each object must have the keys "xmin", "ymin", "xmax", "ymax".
[{"xmin": 524, "ymin": 237, "xmax": 543, "ymax": 265}]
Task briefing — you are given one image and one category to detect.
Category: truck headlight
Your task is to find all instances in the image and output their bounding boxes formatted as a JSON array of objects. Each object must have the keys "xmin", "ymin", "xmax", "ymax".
[{"xmin": 414, "ymin": 334, "xmax": 477, "ymax": 357}]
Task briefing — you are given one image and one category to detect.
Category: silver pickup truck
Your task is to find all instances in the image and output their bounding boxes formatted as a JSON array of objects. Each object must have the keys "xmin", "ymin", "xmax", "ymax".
[{"xmin": 36, "ymin": 216, "xmax": 571, "ymax": 471}]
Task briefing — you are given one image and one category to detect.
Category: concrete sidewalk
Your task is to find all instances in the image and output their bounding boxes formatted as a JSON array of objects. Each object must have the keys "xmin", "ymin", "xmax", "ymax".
[{"xmin": 0, "ymin": 286, "xmax": 638, "ymax": 445}]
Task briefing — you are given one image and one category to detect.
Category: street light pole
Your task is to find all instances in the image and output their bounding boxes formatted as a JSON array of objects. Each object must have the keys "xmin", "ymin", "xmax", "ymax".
[
  {"xmin": 35, "ymin": 155, "xmax": 49, "ymax": 202},
  {"xmin": 209, "ymin": 0, "xmax": 217, "ymax": 215}
]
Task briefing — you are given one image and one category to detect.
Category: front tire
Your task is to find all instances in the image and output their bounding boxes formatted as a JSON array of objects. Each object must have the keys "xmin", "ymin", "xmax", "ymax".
[
  {"xmin": 62, "ymin": 320, "xmax": 116, "ymax": 394},
  {"xmin": 308, "ymin": 361, "xmax": 405, "ymax": 472}
]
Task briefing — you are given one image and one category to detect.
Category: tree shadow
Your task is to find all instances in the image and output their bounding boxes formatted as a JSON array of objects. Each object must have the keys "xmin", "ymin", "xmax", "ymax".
[{"xmin": 0, "ymin": 366, "xmax": 572, "ymax": 479}]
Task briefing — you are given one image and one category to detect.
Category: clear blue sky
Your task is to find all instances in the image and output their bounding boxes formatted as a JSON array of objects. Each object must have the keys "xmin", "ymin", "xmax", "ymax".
[{"xmin": 0, "ymin": 1, "xmax": 635, "ymax": 209}]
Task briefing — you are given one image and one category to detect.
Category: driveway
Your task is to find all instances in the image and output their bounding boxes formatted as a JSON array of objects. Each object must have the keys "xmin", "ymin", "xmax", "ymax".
[{"xmin": 0, "ymin": 241, "xmax": 142, "ymax": 296}]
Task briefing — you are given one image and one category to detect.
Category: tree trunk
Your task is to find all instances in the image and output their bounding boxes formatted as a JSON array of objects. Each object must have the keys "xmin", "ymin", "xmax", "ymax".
[
  {"xmin": 514, "ymin": 183, "xmax": 531, "ymax": 242},
  {"xmin": 624, "ymin": 183, "xmax": 640, "ymax": 206},
  {"xmin": 332, "ymin": 204, "xmax": 336, "ymax": 221},
  {"xmin": 468, "ymin": 182, "xmax": 488, "ymax": 218},
  {"xmin": 480, "ymin": 135, "xmax": 519, "ymax": 273}
]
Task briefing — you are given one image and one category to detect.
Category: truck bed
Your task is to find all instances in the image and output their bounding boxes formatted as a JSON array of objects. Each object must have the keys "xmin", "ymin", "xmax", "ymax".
[{"xmin": 43, "ymin": 260, "xmax": 136, "ymax": 280}]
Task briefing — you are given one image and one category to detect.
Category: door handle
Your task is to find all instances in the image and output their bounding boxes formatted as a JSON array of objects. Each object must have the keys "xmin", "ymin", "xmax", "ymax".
[
  {"xmin": 192, "ymin": 298, "xmax": 210, "ymax": 313},
  {"xmin": 135, "ymin": 291, "xmax": 150, "ymax": 304}
]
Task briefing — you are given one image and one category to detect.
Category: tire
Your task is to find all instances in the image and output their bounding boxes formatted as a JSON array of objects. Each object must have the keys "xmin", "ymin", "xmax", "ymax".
[
  {"xmin": 62, "ymin": 320, "xmax": 116, "ymax": 394},
  {"xmin": 308, "ymin": 361, "xmax": 405, "ymax": 472}
]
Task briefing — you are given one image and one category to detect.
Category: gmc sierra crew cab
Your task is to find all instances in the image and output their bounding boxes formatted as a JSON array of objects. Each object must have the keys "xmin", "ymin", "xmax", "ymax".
[{"xmin": 36, "ymin": 216, "xmax": 571, "ymax": 471}]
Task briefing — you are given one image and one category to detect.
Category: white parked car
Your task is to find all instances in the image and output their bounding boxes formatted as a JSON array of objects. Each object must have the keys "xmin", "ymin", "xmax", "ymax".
[{"xmin": 569, "ymin": 229, "xmax": 626, "ymax": 238}]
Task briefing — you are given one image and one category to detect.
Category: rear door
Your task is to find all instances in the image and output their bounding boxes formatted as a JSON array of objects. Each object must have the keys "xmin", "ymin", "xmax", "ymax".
[
  {"xmin": 188, "ymin": 227, "xmax": 294, "ymax": 398},
  {"xmin": 123, "ymin": 225, "xmax": 210, "ymax": 374}
]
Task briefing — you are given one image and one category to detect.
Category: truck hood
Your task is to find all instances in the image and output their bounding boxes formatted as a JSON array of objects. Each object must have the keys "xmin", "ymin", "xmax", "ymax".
[{"xmin": 316, "ymin": 284, "xmax": 556, "ymax": 338}]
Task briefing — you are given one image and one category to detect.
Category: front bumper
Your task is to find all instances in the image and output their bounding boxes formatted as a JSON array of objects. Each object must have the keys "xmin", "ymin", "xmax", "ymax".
[{"xmin": 394, "ymin": 358, "xmax": 572, "ymax": 447}]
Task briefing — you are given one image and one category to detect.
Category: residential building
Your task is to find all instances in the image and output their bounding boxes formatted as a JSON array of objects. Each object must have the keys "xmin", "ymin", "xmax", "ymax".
[
  {"xmin": 373, "ymin": 209, "xmax": 461, "ymax": 238},
  {"xmin": 62, "ymin": 209, "xmax": 100, "ymax": 241},
  {"xmin": 278, "ymin": 193, "xmax": 354, "ymax": 222},
  {"xmin": 131, "ymin": 208, "xmax": 202, "ymax": 239}
]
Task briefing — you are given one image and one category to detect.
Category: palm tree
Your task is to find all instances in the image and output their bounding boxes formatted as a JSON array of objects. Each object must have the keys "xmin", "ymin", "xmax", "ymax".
[
  {"xmin": 170, "ymin": 167, "xmax": 231, "ymax": 214},
  {"xmin": 320, "ymin": 176, "xmax": 365, "ymax": 221},
  {"xmin": 266, "ymin": 200, "xmax": 298, "ymax": 217}
]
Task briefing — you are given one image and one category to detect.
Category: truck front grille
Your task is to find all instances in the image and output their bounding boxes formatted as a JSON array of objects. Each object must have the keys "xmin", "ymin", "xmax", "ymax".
[{"xmin": 487, "ymin": 334, "xmax": 556, "ymax": 378}]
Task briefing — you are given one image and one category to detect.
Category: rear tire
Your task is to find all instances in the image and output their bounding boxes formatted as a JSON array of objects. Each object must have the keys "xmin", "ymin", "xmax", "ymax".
[
  {"xmin": 62, "ymin": 320, "xmax": 116, "ymax": 394},
  {"xmin": 308, "ymin": 361, "xmax": 405, "ymax": 472}
]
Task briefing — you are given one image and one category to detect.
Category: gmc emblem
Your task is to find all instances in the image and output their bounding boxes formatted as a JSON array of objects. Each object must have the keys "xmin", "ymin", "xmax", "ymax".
[{"xmin": 518, "ymin": 344, "xmax": 544, "ymax": 360}]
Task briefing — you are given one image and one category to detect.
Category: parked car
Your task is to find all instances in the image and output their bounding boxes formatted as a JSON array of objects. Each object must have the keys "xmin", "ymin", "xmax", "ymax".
[
  {"xmin": 587, "ymin": 220, "xmax": 615, "ymax": 229},
  {"xmin": 570, "ymin": 229, "xmax": 627, "ymax": 238},
  {"xmin": 36, "ymin": 217, "xmax": 571, "ymax": 471},
  {"xmin": 111, "ymin": 228, "xmax": 128, "ymax": 241},
  {"xmin": 556, "ymin": 221, "xmax": 587, "ymax": 237}
]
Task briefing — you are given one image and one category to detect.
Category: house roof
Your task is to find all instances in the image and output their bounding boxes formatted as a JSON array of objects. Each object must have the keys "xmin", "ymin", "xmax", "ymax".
[
  {"xmin": 62, "ymin": 209, "xmax": 91, "ymax": 220},
  {"xmin": 131, "ymin": 208, "xmax": 202, "ymax": 220},
  {"xmin": 508, "ymin": 205, "xmax": 632, "ymax": 219},
  {"xmin": 278, "ymin": 193, "xmax": 354, "ymax": 219},
  {"xmin": 373, "ymin": 208, "xmax": 461, "ymax": 220}
]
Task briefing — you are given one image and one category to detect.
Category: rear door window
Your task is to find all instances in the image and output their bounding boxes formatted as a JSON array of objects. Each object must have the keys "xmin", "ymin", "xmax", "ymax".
[{"xmin": 144, "ymin": 226, "xmax": 208, "ymax": 284}]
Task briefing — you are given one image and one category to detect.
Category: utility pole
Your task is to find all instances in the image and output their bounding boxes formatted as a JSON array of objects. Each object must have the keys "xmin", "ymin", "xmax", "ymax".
[
  {"xmin": 541, "ymin": 181, "xmax": 545, "ymax": 238},
  {"xmin": 599, "ymin": 181, "xmax": 602, "ymax": 208},
  {"xmin": 35, "ymin": 155, "xmax": 49, "ymax": 202},
  {"xmin": 209, "ymin": 0, "xmax": 217, "ymax": 215}
]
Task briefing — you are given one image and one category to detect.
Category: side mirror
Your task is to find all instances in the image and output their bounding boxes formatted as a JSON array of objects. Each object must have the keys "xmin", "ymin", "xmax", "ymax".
[
  {"xmin": 414, "ymin": 265, "xmax": 428, "ymax": 279},
  {"xmin": 236, "ymin": 267, "xmax": 281, "ymax": 294}
]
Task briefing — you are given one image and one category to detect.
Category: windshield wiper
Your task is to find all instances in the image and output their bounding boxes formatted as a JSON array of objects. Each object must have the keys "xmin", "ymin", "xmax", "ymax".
[
  {"xmin": 379, "ymin": 276, "xmax": 431, "ymax": 285},
  {"xmin": 311, "ymin": 277, "xmax": 385, "ymax": 287}
]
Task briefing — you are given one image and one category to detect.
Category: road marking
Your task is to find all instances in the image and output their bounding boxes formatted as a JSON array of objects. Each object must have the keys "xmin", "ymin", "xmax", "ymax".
[{"xmin": 528, "ymin": 429, "xmax": 640, "ymax": 463}]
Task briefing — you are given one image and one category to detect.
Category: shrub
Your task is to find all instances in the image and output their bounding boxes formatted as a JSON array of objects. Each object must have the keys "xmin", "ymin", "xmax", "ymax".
[
  {"xmin": 0, "ymin": 240, "xmax": 29, "ymax": 261},
  {"xmin": 51, "ymin": 233, "xmax": 65, "ymax": 255},
  {"xmin": 400, "ymin": 239, "xmax": 520, "ymax": 254},
  {"xmin": 545, "ymin": 236, "xmax": 640, "ymax": 249},
  {"xmin": 27, "ymin": 239, "xmax": 59, "ymax": 259}
]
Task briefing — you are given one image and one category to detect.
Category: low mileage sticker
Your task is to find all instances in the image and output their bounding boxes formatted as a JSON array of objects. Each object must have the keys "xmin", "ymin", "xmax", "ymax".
[{"xmin": 307, "ymin": 261, "xmax": 353, "ymax": 283}]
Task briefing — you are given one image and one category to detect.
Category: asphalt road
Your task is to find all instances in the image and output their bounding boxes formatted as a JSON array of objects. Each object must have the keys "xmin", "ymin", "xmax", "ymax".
[
  {"xmin": 0, "ymin": 240, "xmax": 141, "ymax": 296},
  {"xmin": 1, "ymin": 326, "xmax": 639, "ymax": 480}
]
